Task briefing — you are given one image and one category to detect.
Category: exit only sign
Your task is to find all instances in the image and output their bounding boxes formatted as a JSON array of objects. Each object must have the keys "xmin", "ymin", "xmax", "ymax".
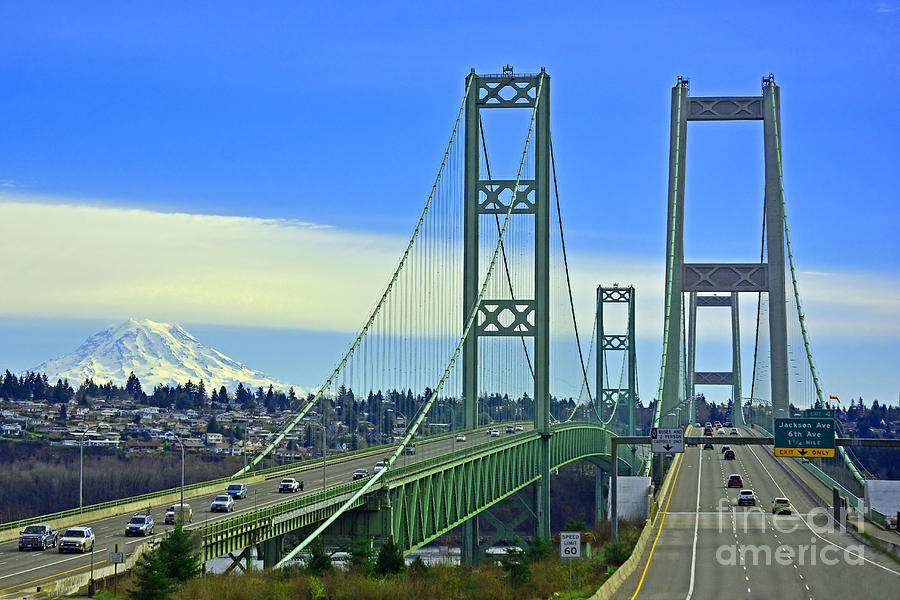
[{"xmin": 774, "ymin": 418, "xmax": 835, "ymax": 458}]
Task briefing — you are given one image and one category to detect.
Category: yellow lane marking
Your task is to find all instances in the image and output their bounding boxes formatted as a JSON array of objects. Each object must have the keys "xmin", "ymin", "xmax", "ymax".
[
  {"xmin": 629, "ymin": 451, "xmax": 685, "ymax": 600},
  {"xmin": 0, "ymin": 559, "xmax": 108, "ymax": 596}
]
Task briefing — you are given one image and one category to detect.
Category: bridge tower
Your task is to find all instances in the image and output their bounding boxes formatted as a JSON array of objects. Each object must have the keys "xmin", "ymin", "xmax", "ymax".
[
  {"xmin": 463, "ymin": 67, "xmax": 551, "ymax": 562},
  {"xmin": 596, "ymin": 285, "xmax": 637, "ymax": 438},
  {"xmin": 661, "ymin": 75, "xmax": 789, "ymax": 428},
  {"xmin": 686, "ymin": 292, "xmax": 743, "ymax": 426}
]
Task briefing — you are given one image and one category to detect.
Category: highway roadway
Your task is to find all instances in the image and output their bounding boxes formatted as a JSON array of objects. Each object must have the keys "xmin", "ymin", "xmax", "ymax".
[
  {"xmin": 613, "ymin": 427, "xmax": 900, "ymax": 599},
  {"xmin": 0, "ymin": 424, "xmax": 529, "ymax": 598}
]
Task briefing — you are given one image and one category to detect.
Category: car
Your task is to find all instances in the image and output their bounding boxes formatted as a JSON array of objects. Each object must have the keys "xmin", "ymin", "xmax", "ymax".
[
  {"xmin": 714, "ymin": 421, "xmax": 722, "ymax": 428},
  {"xmin": 687, "ymin": 439, "xmax": 698, "ymax": 447},
  {"xmin": 721, "ymin": 445, "xmax": 731, "ymax": 453},
  {"xmin": 455, "ymin": 434, "xmax": 467, "ymax": 442},
  {"xmin": 489, "ymin": 429, "xmax": 500, "ymax": 437},
  {"xmin": 18, "ymin": 524, "xmax": 57, "ymax": 551},
  {"xmin": 279, "ymin": 478, "xmax": 303, "ymax": 493},
  {"xmin": 724, "ymin": 449, "xmax": 736, "ymax": 460},
  {"xmin": 730, "ymin": 428, "xmax": 739, "ymax": 435},
  {"xmin": 374, "ymin": 461, "xmax": 386, "ymax": 474},
  {"xmin": 58, "ymin": 527, "xmax": 95, "ymax": 553},
  {"xmin": 737, "ymin": 489, "xmax": 757, "ymax": 506},
  {"xmin": 772, "ymin": 497, "xmax": 793, "ymax": 515},
  {"xmin": 125, "ymin": 514, "xmax": 154, "ymax": 536},
  {"xmin": 705, "ymin": 422, "xmax": 712, "ymax": 428},
  {"xmin": 401, "ymin": 444, "xmax": 416, "ymax": 455},
  {"xmin": 724, "ymin": 422, "xmax": 734, "ymax": 428},
  {"xmin": 727, "ymin": 474, "xmax": 744, "ymax": 488},
  {"xmin": 225, "ymin": 483, "xmax": 247, "ymax": 499},
  {"xmin": 801, "ymin": 457, "xmax": 811, "ymax": 464},
  {"xmin": 703, "ymin": 442, "xmax": 714, "ymax": 450},
  {"xmin": 505, "ymin": 425, "xmax": 515, "ymax": 433},
  {"xmin": 353, "ymin": 469, "xmax": 369, "ymax": 481},
  {"xmin": 165, "ymin": 503, "xmax": 193, "ymax": 524},
  {"xmin": 514, "ymin": 425, "xmax": 524, "ymax": 432},
  {"xmin": 210, "ymin": 494, "xmax": 235, "ymax": 512},
  {"xmin": 716, "ymin": 428, "xmax": 726, "ymax": 435}
]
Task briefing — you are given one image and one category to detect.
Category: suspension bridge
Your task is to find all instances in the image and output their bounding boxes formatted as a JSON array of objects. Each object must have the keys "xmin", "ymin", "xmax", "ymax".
[{"xmin": 1, "ymin": 69, "xmax": 896, "ymax": 599}]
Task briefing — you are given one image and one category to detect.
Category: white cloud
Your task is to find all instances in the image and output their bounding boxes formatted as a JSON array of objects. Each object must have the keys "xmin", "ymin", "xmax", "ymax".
[
  {"xmin": 1, "ymin": 196, "xmax": 897, "ymax": 347},
  {"xmin": 875, "ymin": 3, "xmax": 899, "ymax": 13},
  {"xmin": 0, "ymin": 197, "xmax": 404, "ymax": 332}
]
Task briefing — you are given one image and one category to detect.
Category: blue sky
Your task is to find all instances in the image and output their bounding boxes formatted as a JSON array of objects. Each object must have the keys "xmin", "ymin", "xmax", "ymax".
[{"xmin": 0, "ymin": 2, "xmax": 897, "ymax": 404}]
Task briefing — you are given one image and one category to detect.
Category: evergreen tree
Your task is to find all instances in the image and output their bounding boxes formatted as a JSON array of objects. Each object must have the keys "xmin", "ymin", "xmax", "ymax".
[
  {"xmin": 128, "ymin": 547, "xmax": 176, "ymax": 600},
  {"xmin": 157, "ymin": 524, "xmax": 201, "ymax": 582},
  {"xmin": 126, "ymin": 372, "xmax": 143, "ymax": 400},
  {"xmin": 307, "ymin": 539, "xmax": 333, "ymax": 575},
  {"xmin": 218, "ymin": 385, "xmax": 230, "ymax": 404},
  {"xmin": 374, "ymin": 537, "xmax": 404, "ymax": 575}
]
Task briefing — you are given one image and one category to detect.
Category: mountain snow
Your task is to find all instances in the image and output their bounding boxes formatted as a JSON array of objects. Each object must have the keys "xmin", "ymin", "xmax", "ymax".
[{"xmin": 31, "ymin": 318, "xmax": 295, "ymax": 392}]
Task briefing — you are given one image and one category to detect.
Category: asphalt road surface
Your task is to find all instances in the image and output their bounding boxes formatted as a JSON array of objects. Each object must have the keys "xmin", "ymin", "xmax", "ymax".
[
  {"xmin": 0, "ymin": 424, "xmax": 529, "ymax": 598},
  {"xmin": 612, "ymin": 427, "xmax": 900, "ymax": 599}
]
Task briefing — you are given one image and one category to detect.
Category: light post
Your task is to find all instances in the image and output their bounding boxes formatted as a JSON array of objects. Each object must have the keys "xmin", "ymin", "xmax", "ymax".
[
  {"xmin": 78, "ymin": 427, "xmax": 96, "ymax": 512},
  {"xmin": 168, "ymin": 432, "xmax": 185, "ymax": 523}
]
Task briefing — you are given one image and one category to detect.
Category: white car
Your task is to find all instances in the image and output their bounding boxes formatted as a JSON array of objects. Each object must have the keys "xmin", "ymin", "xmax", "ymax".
[
  {"xmin": 716, "ymin": 428, "xmax": 726, "ymax": 435},
  {"xmin": 210, "ymin": 494, "xmax": 235, "ymax": 512},
  {"xmin": 514, "ymin": 425, "xmax": 524, "ymax": 432},
  {"xmin": 373, "ymin": 461, "xmax": 386, "ymax": 474},
  {"xmin": 737, "ymin": 489, "xmax": 757, "ymax": 506},
  {"xmin": 730, "ymin": 428, "xmax": 739, "ymax": 435},
  {"xmin": 455, "ymin": 434, "xmax": 467, "ymax": 442},
  {"xmin": 58, "ymin": 527, "xmax": 95, "ymax": 554},
  {"xmin": 490, "ymin": 429, "xmax": 500, "ymax": 437}
]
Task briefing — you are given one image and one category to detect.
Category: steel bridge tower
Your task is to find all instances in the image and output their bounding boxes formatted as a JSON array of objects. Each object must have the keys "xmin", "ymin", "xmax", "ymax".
[
  {"xmin": 661, "ymin": 75, "xmax": 789, "ymax": 428},
  {"xmin": 687, "ymin": 292, "xmax": 743, "ymax": 425},
  {"xmin": 463, "ymin": 67, "xmax": 550, "ymax": 562},
  {"xmin": 596, "ymin": 285, "xmax": 637, "ymax": 438}
]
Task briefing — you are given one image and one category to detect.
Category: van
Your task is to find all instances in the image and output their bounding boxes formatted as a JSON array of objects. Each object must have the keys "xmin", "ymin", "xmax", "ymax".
[{"xmin": 165, "ymin": 503, "xmax": 192, "ymax": 524}]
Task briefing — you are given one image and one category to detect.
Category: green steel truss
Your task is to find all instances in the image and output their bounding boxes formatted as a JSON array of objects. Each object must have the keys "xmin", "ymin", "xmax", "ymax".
[{"xmin": 198, "ymin": 422, "xmax": 613, "ymax": 564}]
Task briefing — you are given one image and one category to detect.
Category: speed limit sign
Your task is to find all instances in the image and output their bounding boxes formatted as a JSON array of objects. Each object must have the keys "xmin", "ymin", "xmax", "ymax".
[{"xmin": 560, "ymin": 532, "xmax": 581, "ymax": 558}]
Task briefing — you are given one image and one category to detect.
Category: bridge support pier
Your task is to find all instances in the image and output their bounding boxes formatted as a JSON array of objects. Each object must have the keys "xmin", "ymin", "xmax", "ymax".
[
  {"xmin": 595, "ymin": 467, "xmax": 607, "ymax": 523},
  {"xmin": 461, "ymin": 519, "xmax": 479, "ymax": 565},
  {"xmin": 258, "ymin": 535, "xmax": 284, "ymax": 569}
]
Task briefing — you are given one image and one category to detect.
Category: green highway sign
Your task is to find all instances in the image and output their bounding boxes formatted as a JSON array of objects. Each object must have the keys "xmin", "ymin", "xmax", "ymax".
[
  {"xmin": 805, "ymin": 409, "xmax": 835, "ymax": 419},
  {"xmin": 774, "ymin": 418, "xmax": 835, "ymax": 458}
]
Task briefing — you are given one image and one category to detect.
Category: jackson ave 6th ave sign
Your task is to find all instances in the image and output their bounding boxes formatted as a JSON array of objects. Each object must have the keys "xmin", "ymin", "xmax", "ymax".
[{"xmin": 774, "ymin": 418, "xmax": 835, "ymax": 458}]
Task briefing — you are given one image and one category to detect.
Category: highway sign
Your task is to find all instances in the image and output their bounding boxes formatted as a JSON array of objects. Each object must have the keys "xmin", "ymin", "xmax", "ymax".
[
  {"xmin": 650, "ymin": 427, "xmax": 684, "ymax": 454},
  {"xmin": 109, "ymin": 543, "xmax": 125, "ymax": 563},
  {"xmin": 774, "ymin": 418, "xmax": 835, "ymax": 458},
  {"xmin": 560, "ymin": 532, "xmax": 581, "ymax": 558},
  {"xmin": 805, "ymin": 408, "xmax": 834, "ymax": 419}
]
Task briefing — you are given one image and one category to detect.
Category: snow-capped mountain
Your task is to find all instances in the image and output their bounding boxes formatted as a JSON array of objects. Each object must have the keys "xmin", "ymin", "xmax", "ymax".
[{"xmin": 31, "ymin": 318, "xmax": 294, "ymax": 392}]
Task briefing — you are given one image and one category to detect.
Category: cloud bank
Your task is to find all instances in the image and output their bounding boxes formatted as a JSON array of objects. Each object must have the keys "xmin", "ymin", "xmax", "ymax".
[{"xmin": 1, "ymin": 197, "xmax": 897, "ymax": 345}]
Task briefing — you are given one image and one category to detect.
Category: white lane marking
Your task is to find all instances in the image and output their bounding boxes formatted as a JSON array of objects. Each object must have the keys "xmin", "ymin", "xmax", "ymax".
[
  {"xmin": 0, "ymin": 551, "xmax": 90, "ymax": 581},
  {"xmin": 745, "ymin": 444, "xmax": 900, "ymax": 576},
  {"xmin": 685, "ymin": 445, "xmax": 702, "ymax": 600}
]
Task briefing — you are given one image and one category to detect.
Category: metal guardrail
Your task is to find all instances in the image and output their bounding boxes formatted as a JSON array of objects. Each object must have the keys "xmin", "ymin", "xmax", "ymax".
[{"xmin": 0, "ymin": 423, "xmax": 527, "ymax": 534}]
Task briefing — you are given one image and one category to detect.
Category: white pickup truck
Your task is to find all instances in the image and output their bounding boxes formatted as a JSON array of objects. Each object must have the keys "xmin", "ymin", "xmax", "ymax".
[{"xmin": 278, "ymin": 477, "xmax": 304, "ymax": 493}]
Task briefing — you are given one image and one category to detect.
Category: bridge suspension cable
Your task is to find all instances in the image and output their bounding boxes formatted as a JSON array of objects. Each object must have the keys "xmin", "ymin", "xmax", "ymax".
[
  {"xmin": 235, "ymin": 76, "xmax": 474, "ymax": 476},
  {"xmin": 274, "ymin": 73, "xmax": 547, "ymax": 567},
  {"xmin": 768, "ymin": 92, "xmax": 866, "ymax": 487}
]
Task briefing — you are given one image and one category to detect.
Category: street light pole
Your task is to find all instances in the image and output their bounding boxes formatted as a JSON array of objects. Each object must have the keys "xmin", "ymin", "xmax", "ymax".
[
  {"xmin": 78, "ymin": 427, "xmax": 96, "ymax": 512},
  {"xmin": 169, "ymin": 432, "xmax": 185, "ymax": 522}
]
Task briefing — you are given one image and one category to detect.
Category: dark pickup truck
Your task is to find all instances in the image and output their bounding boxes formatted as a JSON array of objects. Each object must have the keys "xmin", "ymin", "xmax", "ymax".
[{"xmin": 19, "ymin": 524, "xmax": 58, "ymax": 551}]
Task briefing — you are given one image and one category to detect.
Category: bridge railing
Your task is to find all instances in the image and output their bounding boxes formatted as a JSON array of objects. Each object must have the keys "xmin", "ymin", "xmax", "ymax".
[{"xmin": 0, "ymin": 423, "xmax": 526, "ymax": 537}]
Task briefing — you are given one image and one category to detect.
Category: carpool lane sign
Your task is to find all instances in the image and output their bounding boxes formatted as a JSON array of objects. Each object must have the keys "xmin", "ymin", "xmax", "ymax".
[
  {"xmin": 650, "ymin": 427, "xmax": 684, "ymax": 454},
  {"xmin": 774, "ymin": 418, "xmax": 835, "ymax": 458}
]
